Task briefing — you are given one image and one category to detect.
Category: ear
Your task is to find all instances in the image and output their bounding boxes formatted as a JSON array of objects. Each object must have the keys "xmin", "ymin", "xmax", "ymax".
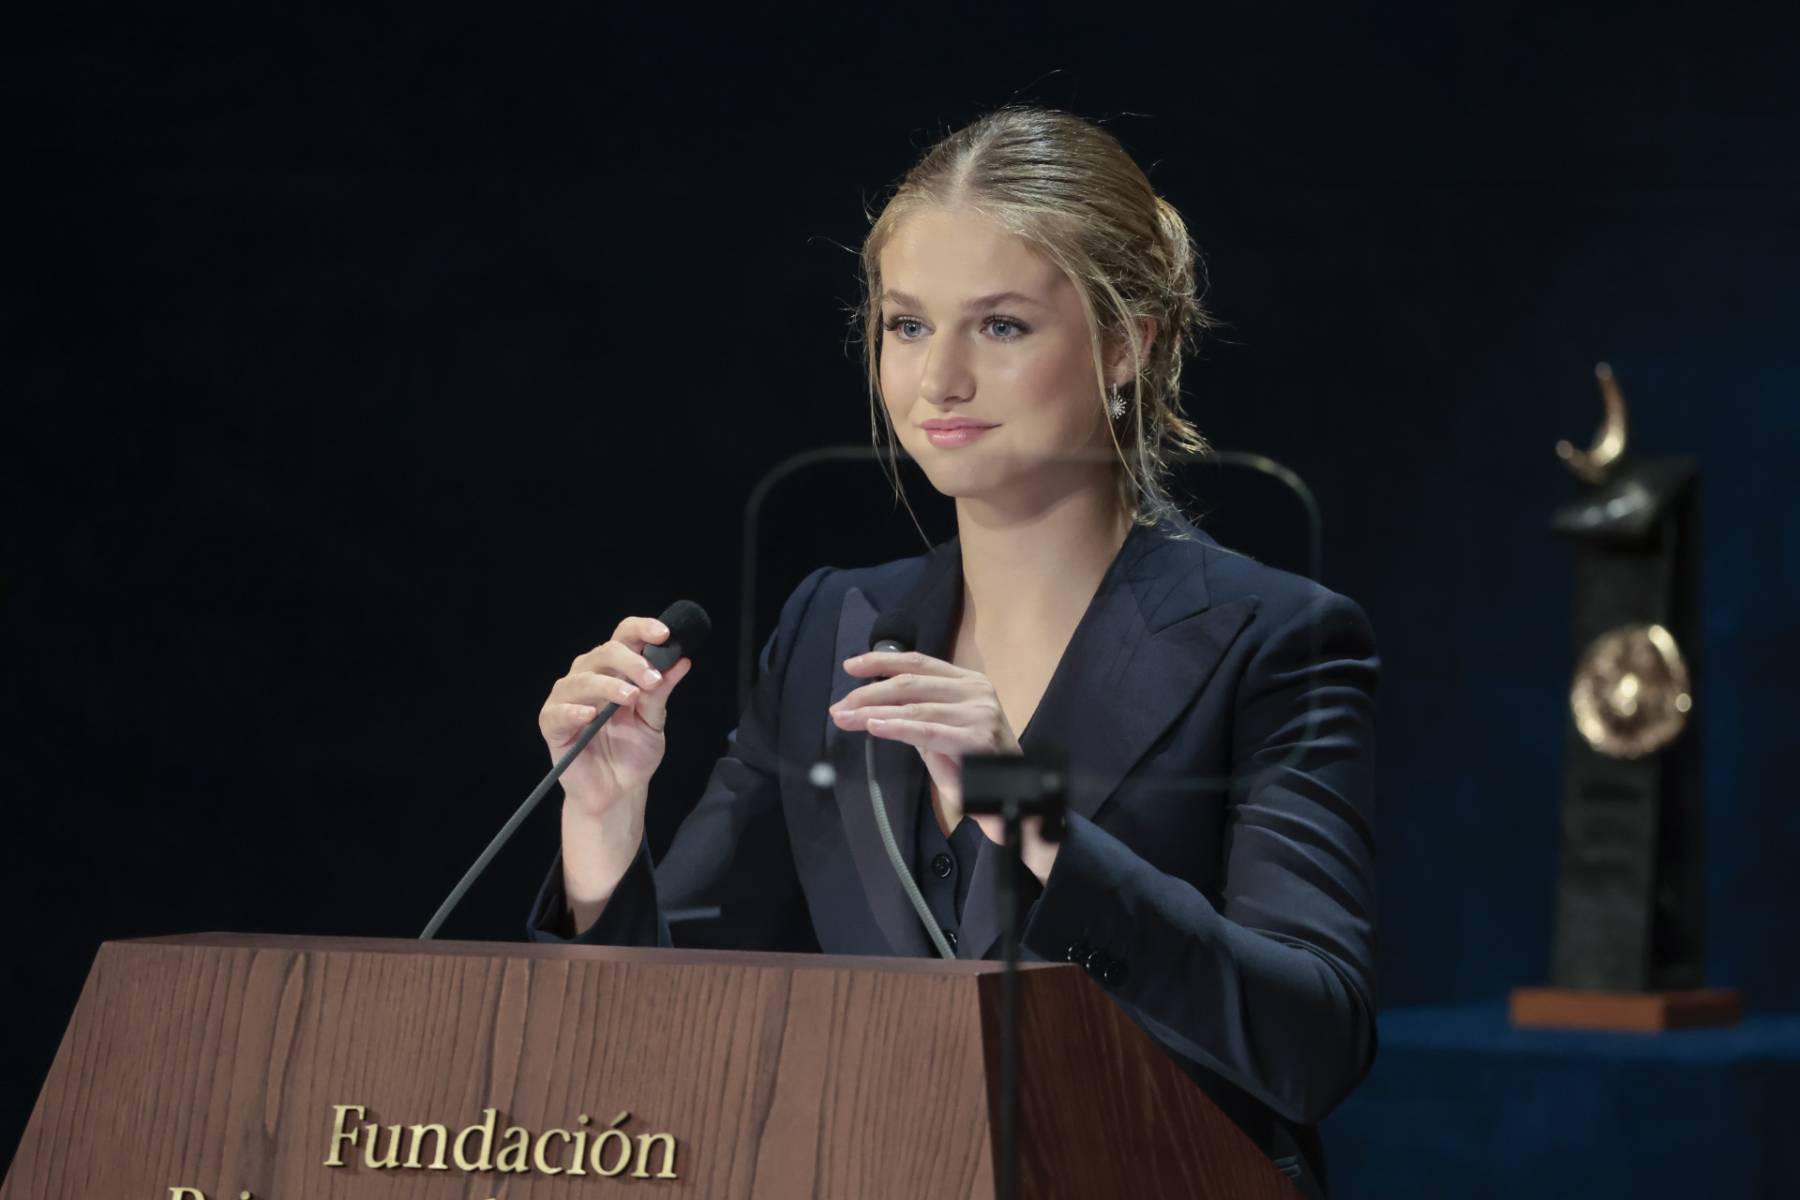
[{"xmin": 1105, "ymin": 317, "xmax": 1160, "ymax": 389}]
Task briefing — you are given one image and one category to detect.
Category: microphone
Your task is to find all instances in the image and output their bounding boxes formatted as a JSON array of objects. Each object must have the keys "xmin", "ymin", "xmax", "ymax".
[
  {"xmin": 419, "ymin": 599, "xmax": 712, "ymax": 939},
  {"xmin": 558, "ymin": 599, "xmax": 711, "ymax": 763},
  {"xmin": 869, "ymin": 609, "xmax": 917, "ymax": 657},
  {"xmin": 863, "ymin": 610, "xmax": 956, "ymax": 960}
]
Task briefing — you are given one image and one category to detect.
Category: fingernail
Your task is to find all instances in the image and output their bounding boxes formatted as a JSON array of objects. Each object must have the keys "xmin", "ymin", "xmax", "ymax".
[
  {"xmin": 622, "ymin": 684, "xmax": 639, "ymax": 699},
  {"xmin": 644, "ymin": 668, "xmax": 662, "ymax": 685},
  {"xmin": 653, "ymin": 621, "xmax": 670, "ymax": 637}
]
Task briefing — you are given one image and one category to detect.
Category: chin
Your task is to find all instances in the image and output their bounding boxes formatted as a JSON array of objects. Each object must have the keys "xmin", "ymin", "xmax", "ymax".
[
  {"xmin": 906, "ymin": 448, "xmax": 1016, "ymax": 499},
  {"xmin": 927, "ymin": 467, "xmax": 1080, "ymax": 515},
  {"xmin": 920, "ymin": 450, "xmax": 1113, "ymax": 514},
  {"xmin": 912, "ymin": 464, "xmax": 994, "ymax": 501}
]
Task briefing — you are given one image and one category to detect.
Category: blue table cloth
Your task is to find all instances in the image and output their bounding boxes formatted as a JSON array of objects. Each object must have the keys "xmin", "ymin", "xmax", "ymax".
[{"xmin": 1320, "ymin": 1002, "xmax": 1800, "ymax": 1199}]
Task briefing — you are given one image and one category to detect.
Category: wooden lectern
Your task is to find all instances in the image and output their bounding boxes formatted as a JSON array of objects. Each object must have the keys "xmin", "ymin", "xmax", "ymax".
[{"xmin": 1, "ymin": 933, "xmax": 1297, "ymax": 1199}]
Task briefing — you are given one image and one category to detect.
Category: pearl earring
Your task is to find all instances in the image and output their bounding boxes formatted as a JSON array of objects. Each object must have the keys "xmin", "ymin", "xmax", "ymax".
[{"xmin": 1106, "ymin": 386, "xmax": 1127, "ymax": 419}]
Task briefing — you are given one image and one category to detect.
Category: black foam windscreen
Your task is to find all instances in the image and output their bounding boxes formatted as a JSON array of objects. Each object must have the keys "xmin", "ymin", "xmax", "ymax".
[
  {"xmin": 648, "ymin": 599, "xmax": 711, "ymax": 669},
  {"xmin": 869, "ymin": 609, "xmax": 917, "ymax": 652}
]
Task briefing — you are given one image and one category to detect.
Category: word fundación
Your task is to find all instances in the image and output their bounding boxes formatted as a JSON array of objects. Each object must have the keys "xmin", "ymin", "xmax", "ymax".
[
  {"xmin": 166, "ymin": 1102, "xmax": 684, "ymax": 1197},
  {"xmin": 325, "ymin": 1104, "xmax": 681, "ymax": 1179}
]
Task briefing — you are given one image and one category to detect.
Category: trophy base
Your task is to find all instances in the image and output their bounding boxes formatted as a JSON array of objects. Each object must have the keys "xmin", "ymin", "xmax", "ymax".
[{"xmin": 1509, "ymin": 986, "xmax": 1742, "ymax": 1033}]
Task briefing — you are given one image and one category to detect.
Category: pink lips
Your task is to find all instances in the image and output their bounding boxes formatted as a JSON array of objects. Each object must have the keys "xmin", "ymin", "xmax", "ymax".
[{"xmin": 919, "ymin": 418, "xmax": 998, "ymax": 448}]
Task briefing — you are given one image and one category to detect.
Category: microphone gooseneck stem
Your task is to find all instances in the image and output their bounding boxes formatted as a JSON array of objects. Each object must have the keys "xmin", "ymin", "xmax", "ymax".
[
  {"xmin": 999, "ymin": 802, "xmax": 1022, "ymax": 1200},
  {"xmin": 423, "ymin": 598, "xmax": 710, "ymax": 941},
  {"xmin": 866, "ymin": 737, "xmax": 958, "ymax": 961},
  {"xmin": 418, "ymin": 700, "xmax": 619, "ymax": 940}
]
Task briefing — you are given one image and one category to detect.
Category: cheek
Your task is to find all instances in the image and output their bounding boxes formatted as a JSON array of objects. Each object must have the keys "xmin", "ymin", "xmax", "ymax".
[
  {"xmin": 878, "ymin": 362, "xmax": 911, "ymax": 436},
  {"xmin": 1011, "ymin": 346, "xmax": 1103, "ymax": 443},
  {"xmin": 878, "ymin": 347, "xmax": 911, "ymax": 408}
]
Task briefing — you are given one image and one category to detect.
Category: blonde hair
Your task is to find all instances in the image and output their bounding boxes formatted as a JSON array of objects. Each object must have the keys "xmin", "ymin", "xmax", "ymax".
[{"xmin": 852, "ymin": 104, "xmax": 1217, "ymax": 530}]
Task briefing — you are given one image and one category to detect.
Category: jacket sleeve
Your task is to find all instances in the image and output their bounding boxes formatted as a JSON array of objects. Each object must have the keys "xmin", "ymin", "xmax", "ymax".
[
  {"xmin": 1020, "ymin": 587, "xmax": 1379, "ymax": 1125},
  {"xmin": 525, "ymin": 566, "xmax": 834, "ymax": 952}
]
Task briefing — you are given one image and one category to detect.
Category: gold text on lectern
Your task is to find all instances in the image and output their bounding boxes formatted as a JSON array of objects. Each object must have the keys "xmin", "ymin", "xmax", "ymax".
[{"xmin": 321, "ymin": 1103, "xmax": 681, "ymax": 1179}]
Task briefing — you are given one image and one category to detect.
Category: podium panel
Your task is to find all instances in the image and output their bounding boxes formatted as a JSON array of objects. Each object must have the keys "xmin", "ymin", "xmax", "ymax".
[{"xmin": 1, "ymin": 933, "xmax": 1294, "ymax": 1199}]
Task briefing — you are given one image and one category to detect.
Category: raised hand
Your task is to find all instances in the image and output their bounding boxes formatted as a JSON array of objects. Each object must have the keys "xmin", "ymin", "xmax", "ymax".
[
  {"xmin": 540, "ymin": 615, "xmax": 694, "ymax": 818},
  {"xmin": 829, "ymin": 650, "xmax": 1059, "ymax": 882}
]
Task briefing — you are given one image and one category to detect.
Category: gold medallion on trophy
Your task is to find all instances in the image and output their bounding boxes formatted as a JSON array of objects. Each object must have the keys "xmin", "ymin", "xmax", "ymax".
[{"xmin": 1569, "ymin": 622, "xmax": 1693, "ymax": 759}]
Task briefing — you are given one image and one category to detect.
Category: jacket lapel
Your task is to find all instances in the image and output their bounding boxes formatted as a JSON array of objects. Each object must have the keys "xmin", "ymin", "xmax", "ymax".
[
  {"xmin": 824, "ymin": 541, "xmax": 963, "ymax": 957},
  {"xmin": 1018, "ymin": 522, "xmax": 1260, "ymax": 825},
  {"xmin": 960, "ymin": 518, "xmax": 1260, "ymax": 960}
]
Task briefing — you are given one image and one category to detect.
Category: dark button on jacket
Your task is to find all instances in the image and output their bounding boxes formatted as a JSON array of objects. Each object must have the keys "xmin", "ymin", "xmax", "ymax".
[{"xmin": 912, "ymin": 782, "xmax": 1043, "ymax": 945}]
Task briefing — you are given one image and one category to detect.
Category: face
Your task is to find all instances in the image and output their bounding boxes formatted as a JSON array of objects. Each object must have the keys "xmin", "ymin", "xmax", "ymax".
[{"xmin": 876, "ymin": 205, "xmax": 1122, "ymax": 512}]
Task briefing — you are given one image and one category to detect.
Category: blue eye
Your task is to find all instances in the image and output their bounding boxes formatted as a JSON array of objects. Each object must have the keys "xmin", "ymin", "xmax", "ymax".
[{"xmin": 881, "ymin": 315, "xmax": 1030, "ymax": 342}]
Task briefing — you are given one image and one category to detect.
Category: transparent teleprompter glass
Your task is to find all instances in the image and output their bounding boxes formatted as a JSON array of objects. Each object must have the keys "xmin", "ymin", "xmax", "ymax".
[
  {"xmin": 734, "ymin": 445, "xmax": 1323, "ymax": 713},
  {"xmin": 651, "ymin": 440, "xmax": 1369, "ymax": 937}
]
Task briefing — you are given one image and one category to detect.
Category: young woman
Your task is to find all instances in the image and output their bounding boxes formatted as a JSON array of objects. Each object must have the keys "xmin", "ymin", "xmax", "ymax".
[{"xmin": 526, "ymin": 105, "xmax": 1378, "ymax": 1198}]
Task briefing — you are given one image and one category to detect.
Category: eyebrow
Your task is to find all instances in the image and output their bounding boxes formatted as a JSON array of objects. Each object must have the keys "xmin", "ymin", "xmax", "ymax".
[{"xmin": 879, "ymin": 289, "xmax": 1049, "ymax": 312}]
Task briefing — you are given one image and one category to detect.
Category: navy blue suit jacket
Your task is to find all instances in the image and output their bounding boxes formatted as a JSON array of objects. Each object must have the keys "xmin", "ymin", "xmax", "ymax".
[{"xmin": 527, "ymin": 510, "xmax": 1378, "ymax": 1196}]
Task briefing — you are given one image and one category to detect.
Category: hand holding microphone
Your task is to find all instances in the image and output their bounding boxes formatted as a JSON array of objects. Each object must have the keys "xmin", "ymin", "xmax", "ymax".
[
  {"xmin": 420, "ymin": 599, "xmax": 709, "ymax": 940},
  {"xmin": 540, "ymin": 610, "xmax": 699, "ymax": 824},
  {"xmin": 543, "ymin": 601, "xmax": 711, "ymax": 930}
]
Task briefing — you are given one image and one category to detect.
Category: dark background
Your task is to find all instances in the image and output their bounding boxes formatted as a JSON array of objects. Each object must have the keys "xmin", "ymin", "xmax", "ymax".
[{"xmin": 5, "ymin": 3, "xmax": 1797, "ymax": 1186}]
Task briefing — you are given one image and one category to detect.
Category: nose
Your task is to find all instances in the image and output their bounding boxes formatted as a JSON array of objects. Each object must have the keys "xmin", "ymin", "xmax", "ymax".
[{"xmin": 917, "ymin": 337, "xmax": 975, "ymax": 407}]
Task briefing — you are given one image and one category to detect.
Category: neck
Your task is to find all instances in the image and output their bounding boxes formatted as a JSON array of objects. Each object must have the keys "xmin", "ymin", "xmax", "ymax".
[{"xmin": 953, "ymin": 475, "xmax": 1133, "ymax": 644}]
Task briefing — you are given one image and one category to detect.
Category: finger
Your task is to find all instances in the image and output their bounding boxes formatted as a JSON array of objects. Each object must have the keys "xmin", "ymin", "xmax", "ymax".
[
  {"xmin": 971, "ymin": 813, "xmax": 1006, "ymax": 846},
  {"xmin": 550, "ymin": 670, "xmax": 642, "ymax": 710},
  {"xmin": 918, "ymin": 747, "xmax": 967, "ymax": 804},
  {"xmin": 571, "ymin": 641, "xmax": 663, "ymax": 689},
  {"xmin": 633, "ymin": 656, "xmax": 692, "ymax": 731},
  {"xmin": 605, "ymin": 640, "xmax": 668, "ymax": 689},
  {"xmin": 831, "ymin": 674, "xmax": 968, "ymax": 711},
  {"xmin": 541, "ymin": 700, "xmax": 607, "ymax": 743},
  {"xmin": 842, "ymin": 650, "xmax": 967, "ymax": 678},
  {"xmin": 611, "ymin": 614, "xmax": 672, "ymax": 653},
  {"xmin": 863, "ymin": 717, "xmax": 996, "ymax": 756},
  {"xmin": 569, "ymin": 620, "xmax": 668, "ymax": 674},
  {"xmin": 831, "ymin": 701, "xmax": 974, "ymax": 730}
]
